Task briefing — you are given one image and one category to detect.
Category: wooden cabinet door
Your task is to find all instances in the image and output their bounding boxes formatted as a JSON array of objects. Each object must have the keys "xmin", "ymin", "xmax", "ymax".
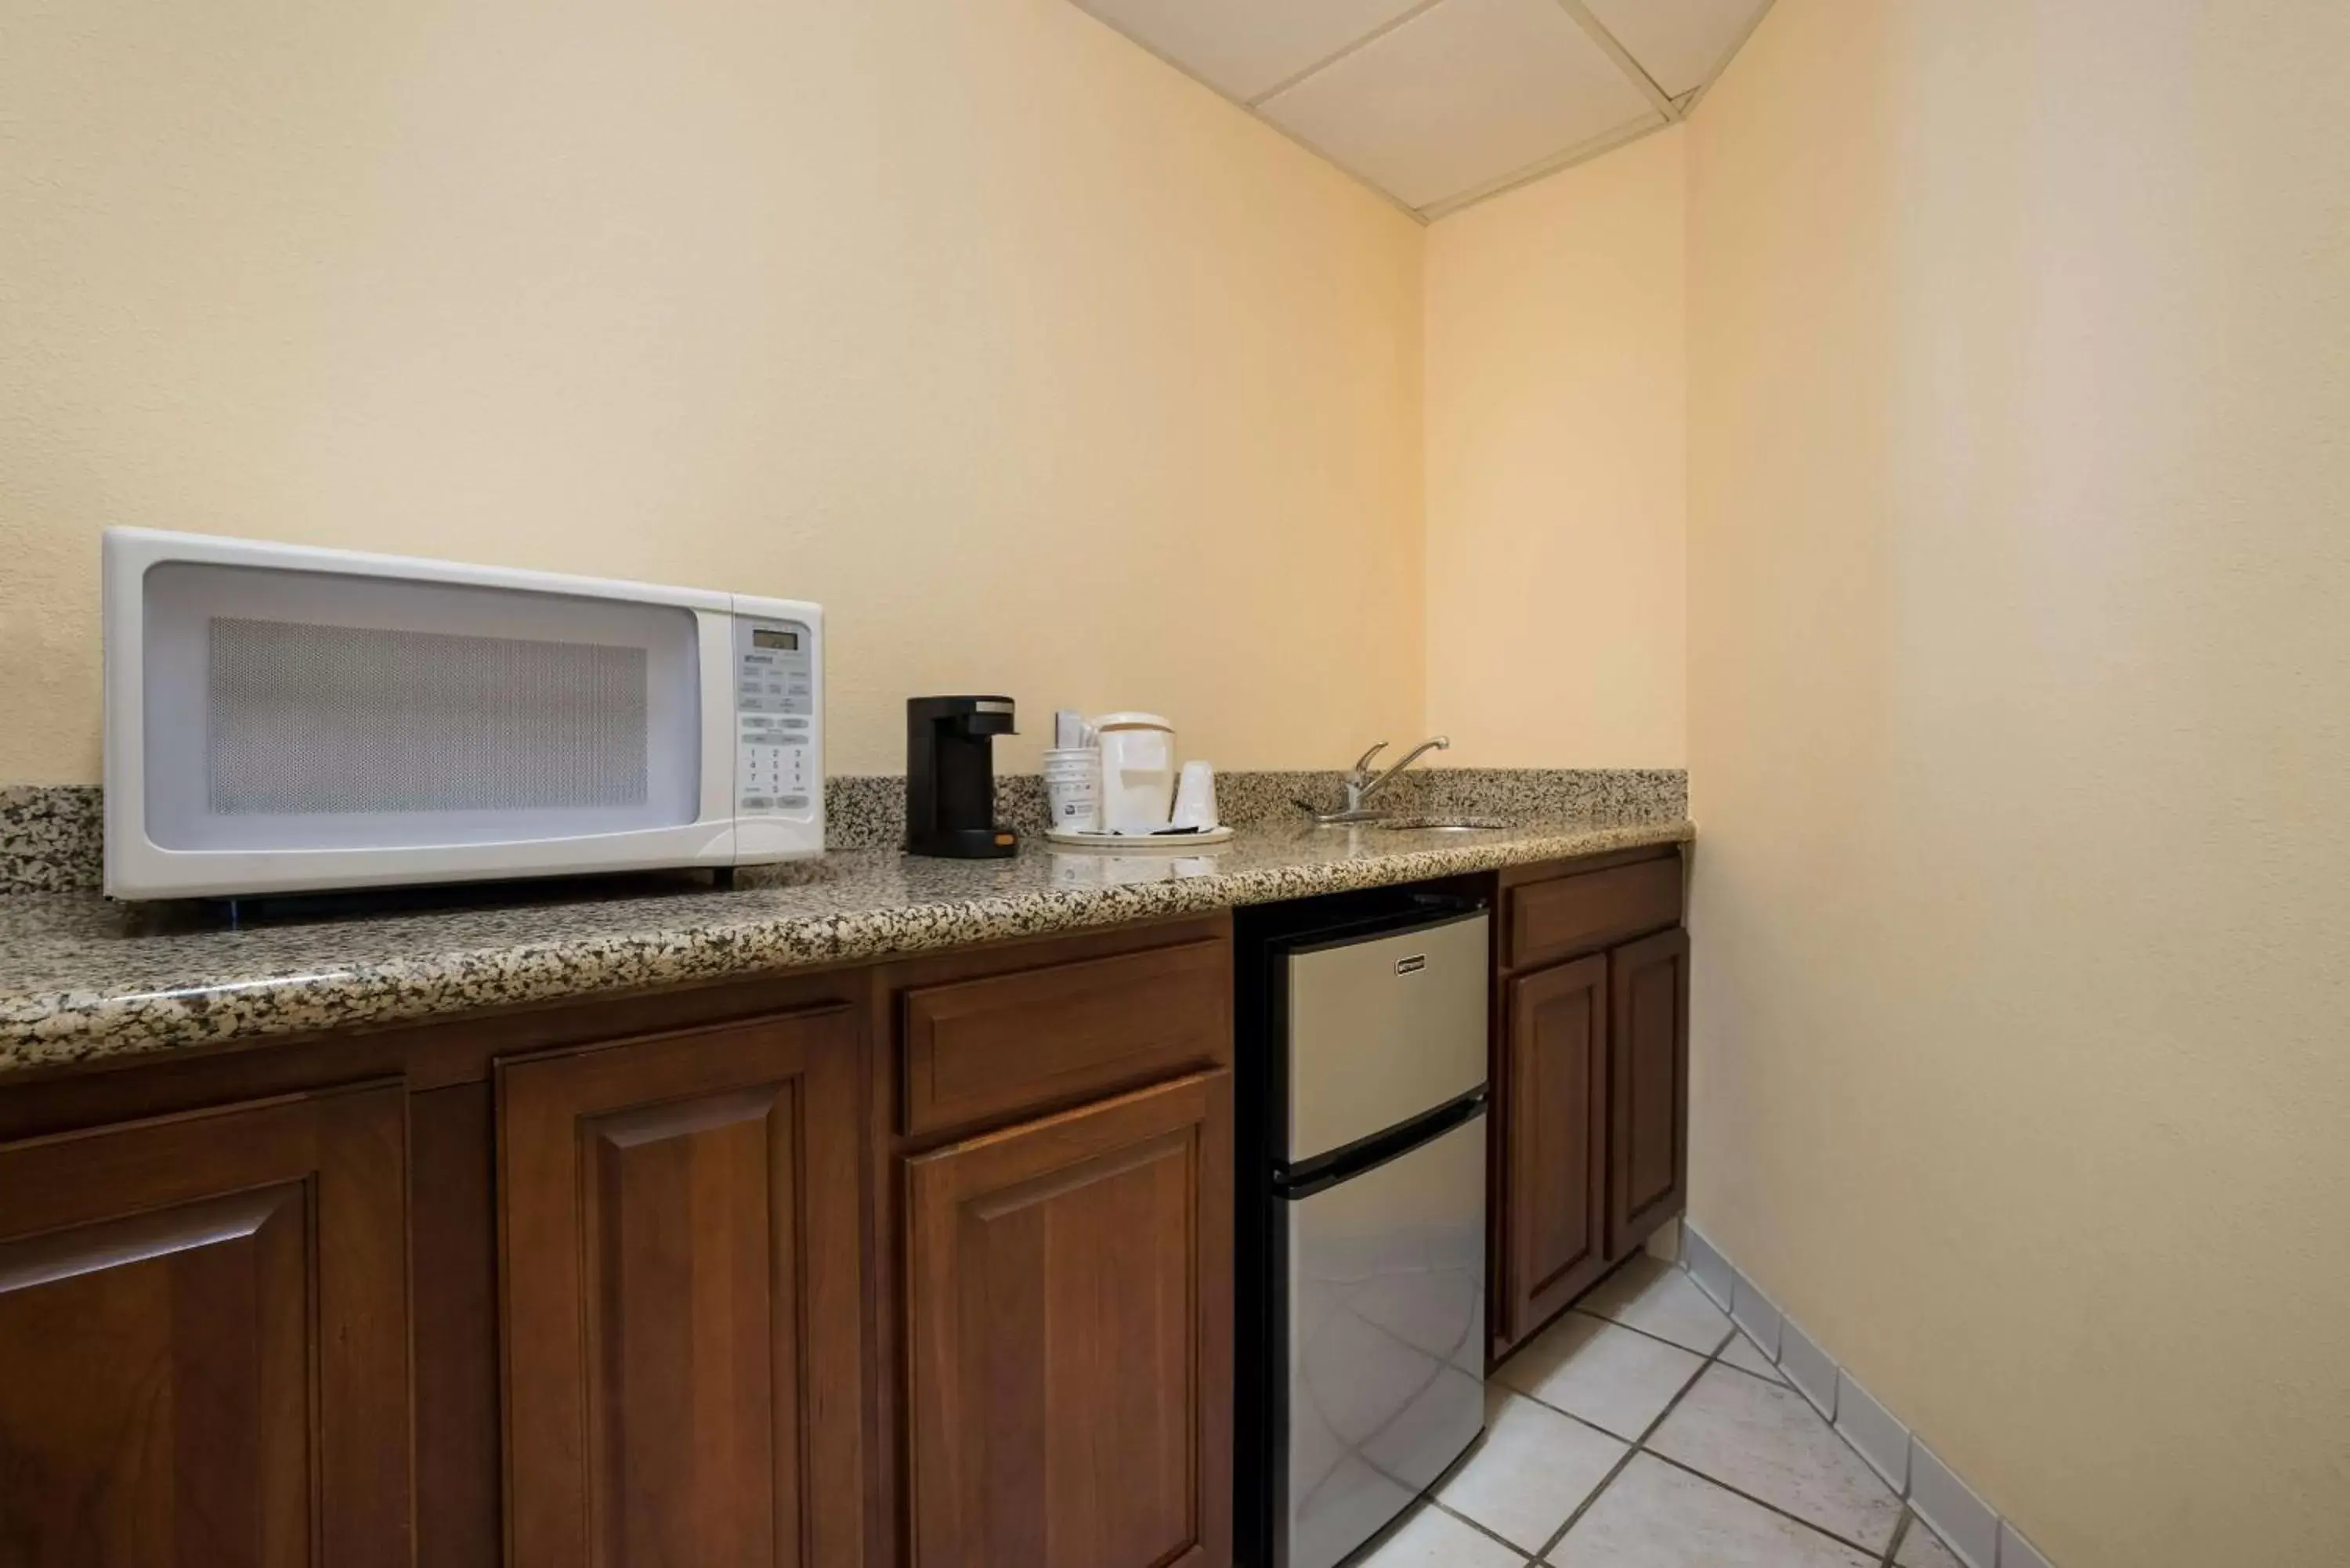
[
  {"xmin": 0, "ymin": 1084, "xmax": 410, "ymax": 1568},
  {"xmin": 500, "ymin": 1006, "xmax": 867, "ymax": 1568},
  {"xmin": 1607, "ymin": 928, "xmax": 1690, "ymax": 1258},
  {"xmin": 1499, "ymin": 955, "xmax": 1610, "ymax": 1348},
  {"xmin": 904, "ymin": 1071, "xmax": 1232, "ymax": 1568}
]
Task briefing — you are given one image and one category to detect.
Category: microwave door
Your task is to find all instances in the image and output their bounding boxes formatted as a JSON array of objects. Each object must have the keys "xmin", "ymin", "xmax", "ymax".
[{"xmin": 102, "ymin": 529, "xmax": 826, "ymax": 897}]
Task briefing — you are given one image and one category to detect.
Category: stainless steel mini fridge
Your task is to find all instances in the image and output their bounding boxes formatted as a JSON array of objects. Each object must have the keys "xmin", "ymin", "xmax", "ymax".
[{"xmin": 1236, "ymin": 892, "xmax": 1490, "ymax": 1568}]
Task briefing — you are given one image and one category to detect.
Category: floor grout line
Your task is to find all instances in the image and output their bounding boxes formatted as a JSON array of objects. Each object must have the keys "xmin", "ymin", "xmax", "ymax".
[
  {"xmin": 1676, "ymin": 1247, "xmax": 1948, "ymax": 1545},
  {"xmin": 1639, "ymin": 1446, "xmax": 1896, "ymax": 1562},
  {"xmin": 1490, "ymin": 1374, "xmax": 1650, "ymax": 1448},
  {"xmin": 1423, "ymin": 1248, "xmax": 1913, "ymax": 1567},
  {"xmin": 1427, "ymin": 1497, "xmax": 1536, "ymax": 1561},
  {"xmin": 1491, "ymin": 1331, "xmax": 1901, "ymax": 1566},
  {"xmin": 1527, "ymin": 1331, "xmax": 1723, "ymax": 1562},
  {"xmin": 1882, "ymin": 1508, "xmax": 1917, "ymax": 1566},
  {"xmin": 1671, "ymin": 1250, "xmax": 1916, "ymax": 1563},
  {"xmin": 1563, "ymin": 1301, "xmax": 1790, "ymax": 1389},
  {"xmin": 1711, "ymin": 1349, "xmax": 1791, "ymax": 1387},
  {"xmin": 1528, "ymin": 1442, "xmax": 1640, "ymax": 1564},
  {"xmin": 1557, "ymin": 1302, "xmax": 1738, "ymax": 1361},
  {"xmin": 1515, "ymin": 1247, "xmax": 1797, "ymax": 1380}
]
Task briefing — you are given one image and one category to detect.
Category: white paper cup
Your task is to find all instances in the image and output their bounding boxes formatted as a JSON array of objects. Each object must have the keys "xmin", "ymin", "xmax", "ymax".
[
  {"xmin": 1170, "ymin": 761, "xmax": 1218, "ymax": 831},
  {"xmin": 1042, "ymin": 748, "xmax": 1102, "ymax": 833}
]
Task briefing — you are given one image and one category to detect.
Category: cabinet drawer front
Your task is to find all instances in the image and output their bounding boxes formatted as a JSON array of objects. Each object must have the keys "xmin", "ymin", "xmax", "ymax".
[
  {"xmin": 900, "ymin": 938, "xmax": 1227, "ymax": 1136},
  {"xmin": 1506, "ymin": 858, "xmax": 1683, "ymax": 969}
]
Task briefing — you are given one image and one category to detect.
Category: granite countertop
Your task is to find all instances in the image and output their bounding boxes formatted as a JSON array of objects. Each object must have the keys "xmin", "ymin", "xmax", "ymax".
[{"xmin": 0, "ymin": 814, "xmax": 1691, "ymax": 1076}]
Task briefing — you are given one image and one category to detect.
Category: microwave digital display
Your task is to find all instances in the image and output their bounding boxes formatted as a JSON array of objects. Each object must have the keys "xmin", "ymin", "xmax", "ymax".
[{"xmin": 753, "ymin": 628, "xmax": 800, "ymax": 651}]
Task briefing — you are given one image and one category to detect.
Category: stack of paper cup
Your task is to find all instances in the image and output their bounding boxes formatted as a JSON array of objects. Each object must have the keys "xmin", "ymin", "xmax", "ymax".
[{"xmin": 1043, "ymin": 748, "xmax": 1103, "ymax": 833}]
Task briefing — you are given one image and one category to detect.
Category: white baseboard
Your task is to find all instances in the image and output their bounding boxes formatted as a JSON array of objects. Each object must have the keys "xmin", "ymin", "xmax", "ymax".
[{"xmin": 1678, "ymin": 1222, "xmax": 2059, "ymax": 1568}]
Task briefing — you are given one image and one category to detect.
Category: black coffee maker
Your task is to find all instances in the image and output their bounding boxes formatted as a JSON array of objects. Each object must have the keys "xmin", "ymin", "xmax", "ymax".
[{"xmin": 906, "ymin": 696, "xmax": 1018, "ymax": 858}]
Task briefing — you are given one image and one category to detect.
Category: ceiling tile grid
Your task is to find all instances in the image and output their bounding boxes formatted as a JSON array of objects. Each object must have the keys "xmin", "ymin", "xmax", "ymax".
[
  {"xmin": 1582, "ymin": 0, "xmax": 1772, "ymax": 98},
  {"xmin": 1071, "ymin": 0, "xmax": 1775, "ymax": 218},
  {"xmin": 1256, "ymin": 0, "xmax": 1658, "ymax": 211},
  {"xmin": 1076, "ymin": 0, "xmax": 1429, "ymax": 103}
]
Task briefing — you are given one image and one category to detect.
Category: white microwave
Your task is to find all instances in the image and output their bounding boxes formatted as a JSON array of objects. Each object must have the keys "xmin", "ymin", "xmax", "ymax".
[{"xmin": 103, "ymin": 529, "xmax": 824, "ymax": 899}]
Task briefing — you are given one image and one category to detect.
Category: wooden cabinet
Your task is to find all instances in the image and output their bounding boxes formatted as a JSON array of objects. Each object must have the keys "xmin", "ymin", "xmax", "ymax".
[
  {"xmin": 0, "ymin": 1084, "xmax": 411, "ymax": 1568},
  {"xmin": 902, "ymin": 1070, "xmax": 1233, "ymax": 1568},
  {"xmin": 497, "ymin": 1006, "xmax": 869, "ymax": 1568},
  {"xmin": 1491, "ymin": 850, "xmax": 1690, "ymax": 1360},
  {"xmin": 1607, "ymin": 927, "xmax": 1690, "ymax": 1258},
  {"xmin": 0, "ymin": 866, "xmax": 1689, "ymax": 1567},
  {"xmin": 1499, "ymin": 955, "xmax": 1610, "ymax": 1346},
  {"xmin": 0, "ymin": 914, "xmax": 1233, "ymax": 1568}
]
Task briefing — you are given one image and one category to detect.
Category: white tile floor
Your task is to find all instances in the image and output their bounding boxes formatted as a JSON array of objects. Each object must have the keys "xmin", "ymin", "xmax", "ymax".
[{"xmin": 1349, "ymin": 1256, "xmax": 1972, "ymax": 1568}]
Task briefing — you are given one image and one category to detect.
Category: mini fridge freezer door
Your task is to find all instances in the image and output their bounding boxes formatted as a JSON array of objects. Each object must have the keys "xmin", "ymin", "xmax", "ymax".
[{"xmin": 1280, "ymin": 1111, "xmax": 1487, "ymax": 1568}]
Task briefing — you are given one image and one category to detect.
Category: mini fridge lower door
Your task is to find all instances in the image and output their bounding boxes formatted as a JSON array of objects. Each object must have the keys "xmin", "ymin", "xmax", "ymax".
[{"xmin": 1280, "ymin": 1111, "xmax": 1487, "ymax": 1568}]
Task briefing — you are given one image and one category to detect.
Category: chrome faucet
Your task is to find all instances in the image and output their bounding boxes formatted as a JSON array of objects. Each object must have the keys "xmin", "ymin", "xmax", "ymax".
[{"xmin": 1340, "ymin": 735, "xmax": 1450, "ymax": 816}]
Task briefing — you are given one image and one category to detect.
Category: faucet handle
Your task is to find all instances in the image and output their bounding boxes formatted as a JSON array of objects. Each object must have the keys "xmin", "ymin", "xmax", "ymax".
[{"xmin": 1347, "ymin": 741, "xmax": 1389, "ymax": 782}]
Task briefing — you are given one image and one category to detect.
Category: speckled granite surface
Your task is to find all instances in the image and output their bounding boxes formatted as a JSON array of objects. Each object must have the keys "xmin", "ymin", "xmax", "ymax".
[
  {"xmin": 0, "ymin": 786, "xmax": 103, "ymax": 894},
  {"xmin": 0, "ymin": 811, "xmax": 1690, "ymax": 1075},
  {"xmin": 2, "ymin": 770, "xmax": 1687, "ymax": 880}
]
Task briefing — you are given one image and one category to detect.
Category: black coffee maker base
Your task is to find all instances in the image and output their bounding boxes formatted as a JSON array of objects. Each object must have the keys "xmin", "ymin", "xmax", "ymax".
[
  {"xmin": 906, "ymin": 695, "xmax": 1021, "ymax": 860},
  {"xmin": 907, "ymin": 826, "xmax": 1021, "ymax": 859}
]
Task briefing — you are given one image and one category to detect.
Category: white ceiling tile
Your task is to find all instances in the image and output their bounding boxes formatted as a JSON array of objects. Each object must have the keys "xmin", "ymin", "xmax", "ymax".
[
  {"xmin": 1076, "ymin": 0, "xmax": 1430, "ymax": 103},
  {"xmin": 1256, "ymin": 0, "xmax": 1658, "ymax": 210},
  {"xmin": 1582, "ymin": 0, "xmax": 1772, "ymax": 97}
]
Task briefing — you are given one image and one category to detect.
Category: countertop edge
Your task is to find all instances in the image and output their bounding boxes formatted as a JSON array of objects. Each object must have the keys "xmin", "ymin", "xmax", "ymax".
[{"xmin": 0, "ymin": 820, "xmax": 1693, "ymax": 1078}]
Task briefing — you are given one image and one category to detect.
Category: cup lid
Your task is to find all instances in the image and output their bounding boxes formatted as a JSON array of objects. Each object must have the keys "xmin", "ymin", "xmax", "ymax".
[{"xmin": 1090, "ymin": 711, "xmax": 1172, "ymax": 732}]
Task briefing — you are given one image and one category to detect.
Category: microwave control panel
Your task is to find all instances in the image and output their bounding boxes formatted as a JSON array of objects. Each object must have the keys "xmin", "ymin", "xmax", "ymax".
[{"xmin": 733, "ymin": 618, "xmax": 816, "ymax": 815}]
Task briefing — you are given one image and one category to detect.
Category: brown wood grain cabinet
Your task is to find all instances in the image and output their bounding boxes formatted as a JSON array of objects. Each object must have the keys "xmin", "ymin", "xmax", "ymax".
[
  {"xmin": 1607, "ymin": 926, "xmax": 1690, "ymax": 1259},
  {"xmin": 497, "ymin": 1005, "xmax": 870, "ymax": 1568},
  {"xmin": 1505, "ymin": 855, "xmax": 1683, "ymax": 970},
  {"xmin": 0, "ymin": 1083, "xmax": 412, "ymax": 1568},
  {"xmin": 902, "ymin": 1070, "xmax": 1234, "ymax": 1568},
  {"xmin": 1490, "ymin": 848, "xmax": 1690, "ymax": 1361},
  {"xmin": 1499, "ymin": 954, "xmax": 1611, "ymax": 1346},
  {"xmin": 898, "ymin": 937, "xmax": 1228, "ymax": 1139},
  {"xmin": 0, "ymin": 860, "xmax": 1687, "ymax": 1567}
]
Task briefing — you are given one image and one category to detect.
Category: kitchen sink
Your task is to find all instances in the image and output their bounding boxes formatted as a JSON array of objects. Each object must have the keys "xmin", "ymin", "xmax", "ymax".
[
  {"xmin": 1312, "ymin": 814, "xmax": 1509, "ymax": 832},
  {"xmin": 1300, "ymin": 797, "xmax": 1513, "ymax": 830}
]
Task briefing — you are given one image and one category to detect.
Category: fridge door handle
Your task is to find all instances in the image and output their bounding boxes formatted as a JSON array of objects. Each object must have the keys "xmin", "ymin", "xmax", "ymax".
[{"xmin": 1273, "ymin": 1086, "xmax": 1488, "ymax": 1201}]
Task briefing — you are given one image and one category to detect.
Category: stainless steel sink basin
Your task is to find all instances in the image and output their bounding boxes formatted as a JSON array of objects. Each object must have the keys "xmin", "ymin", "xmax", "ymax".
[
  {"xmin": 1318, "ymin": 815, "xmax": 1510, "ymax": 832},
  {"xmin": 1297, "ymin": 799, "xmax": 1513, "ymax": 831}
]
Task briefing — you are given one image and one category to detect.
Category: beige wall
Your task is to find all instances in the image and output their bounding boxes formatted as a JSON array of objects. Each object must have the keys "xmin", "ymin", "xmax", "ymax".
[
  {"xmin": 1424, "ymin": 129, "xmax": 1687, "ymax": 768},
  {"xmin": 14, "ymin": 3, "xmax": 2350, "ymax": 1556},
  {"xmin": 0, "ymin": 0, "xmax": 1423, "ymax": 782},
  {"xmin": 1686, "ymin": 2, "xmax": 2350, "ymax": 1566}
]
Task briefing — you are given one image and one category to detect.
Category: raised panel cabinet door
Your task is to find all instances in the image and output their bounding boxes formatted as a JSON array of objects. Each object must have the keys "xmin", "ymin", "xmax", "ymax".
[
  {"xmin": 499, "ymin": 1006, "xmax": 867, "ymax": 1568},
  {"xmin": 0, "ymin": 1084, "xmax": 411, "ymax": 1568},
  {"xmin": 904, "ymin": 1070, "xmax": 1234, "ymax": 1568},
  {"xmin": 1607, "ymin": 928, "xmax": 1690, "ymax": 1259},
  {"xmin": 1500, "ymin": 955, "xmax": 1610, "ymax": 1349}
]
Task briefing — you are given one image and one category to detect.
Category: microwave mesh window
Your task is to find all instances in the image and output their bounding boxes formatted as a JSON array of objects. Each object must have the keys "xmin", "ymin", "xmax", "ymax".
[{"xmin": 205, "ymin": 618, "xmax": 650, "ymax": 815}]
